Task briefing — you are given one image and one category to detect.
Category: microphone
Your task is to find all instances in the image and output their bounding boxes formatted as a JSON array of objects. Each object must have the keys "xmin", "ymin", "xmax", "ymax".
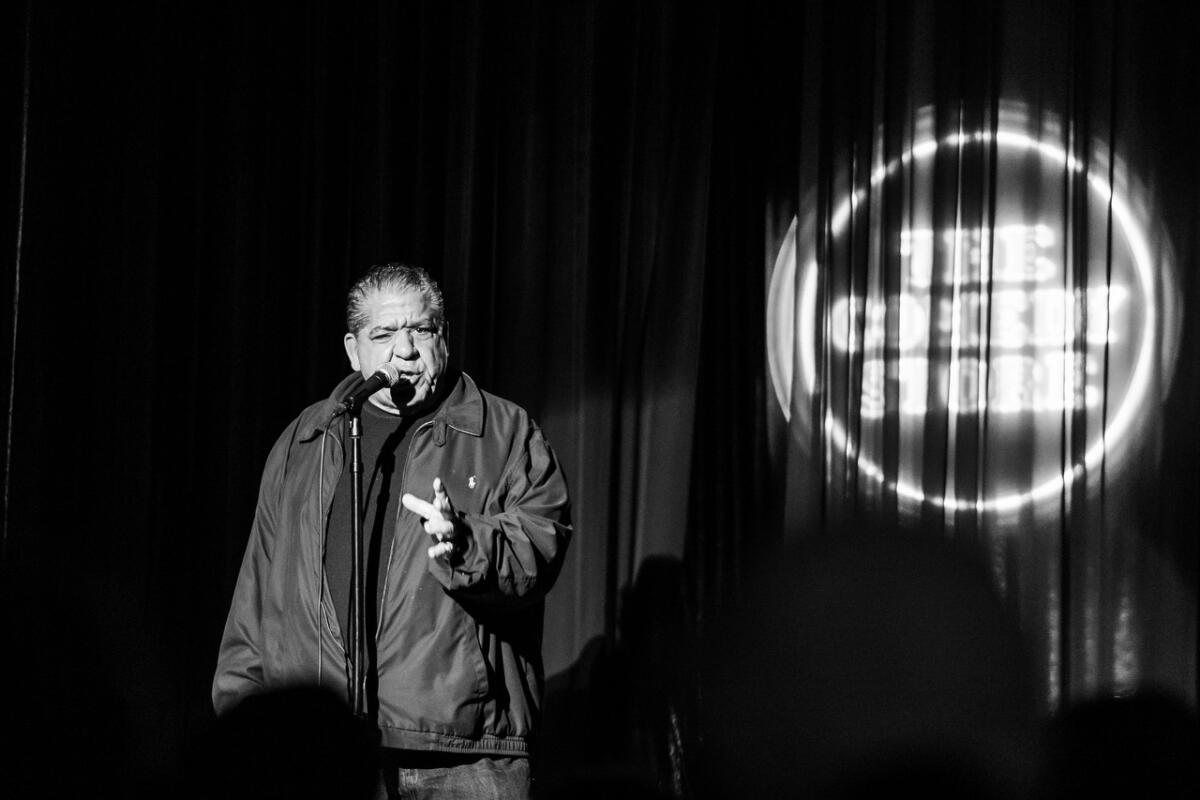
[{"xmin": 337, "ymin": 363, "xmax": 402, "ymax": 415}]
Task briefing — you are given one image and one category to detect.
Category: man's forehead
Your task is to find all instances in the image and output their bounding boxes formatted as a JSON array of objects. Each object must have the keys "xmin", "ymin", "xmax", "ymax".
[{"xmin": 361, "ymin": 287, "xmax": 435, "ymax": 321}]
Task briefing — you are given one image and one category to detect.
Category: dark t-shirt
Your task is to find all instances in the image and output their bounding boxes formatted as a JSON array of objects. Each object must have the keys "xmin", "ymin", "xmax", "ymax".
[{"xmin": 325, "ymin": 399, "xmax": 436, "ymax": 660}]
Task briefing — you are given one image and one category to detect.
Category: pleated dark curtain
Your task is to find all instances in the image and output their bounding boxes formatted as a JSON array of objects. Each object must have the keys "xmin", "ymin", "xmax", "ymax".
[{"xmin": 767, "ymin": 0, "xmax": 1197, "ymax": 713}]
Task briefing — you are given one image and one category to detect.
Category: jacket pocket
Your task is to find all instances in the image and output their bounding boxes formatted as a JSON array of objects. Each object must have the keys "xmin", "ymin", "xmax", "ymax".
[
  {"xmin": 375, "ymin": 585, "xmax": 491, "ymax": 736},
  {"xmin": 455, "ymin": 600, "xmax": 491, "ymax": 700}
]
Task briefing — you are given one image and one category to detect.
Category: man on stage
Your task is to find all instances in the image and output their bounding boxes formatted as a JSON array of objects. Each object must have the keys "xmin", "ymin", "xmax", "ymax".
[{"xmin": 213, "ymin": 263, "xmax": 572, "ymax": 798}]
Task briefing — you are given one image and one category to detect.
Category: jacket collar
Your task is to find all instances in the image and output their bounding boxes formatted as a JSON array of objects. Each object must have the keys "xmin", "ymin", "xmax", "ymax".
[
  {"xmin": 436, "ymin": 369, "xmax": 485, "ymax": 437},
  {"xmin": 297, "ymin": 368, "xmax": 483, "ymax": 443}
]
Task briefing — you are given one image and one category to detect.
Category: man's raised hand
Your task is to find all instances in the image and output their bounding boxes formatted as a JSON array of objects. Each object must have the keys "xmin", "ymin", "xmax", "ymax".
[{"xmin": 401, "ymin": 477, "xmax": 461, "ymax": 560}]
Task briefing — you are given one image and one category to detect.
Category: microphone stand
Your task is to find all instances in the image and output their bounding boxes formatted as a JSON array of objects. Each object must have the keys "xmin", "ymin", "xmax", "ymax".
[
  {"xmin": 346, "ymin": 407, "xmax": 367, "ymax": 720},
  {"xmin": 337, "ymin": 367, "xmax": 407, "ymax": 722}
]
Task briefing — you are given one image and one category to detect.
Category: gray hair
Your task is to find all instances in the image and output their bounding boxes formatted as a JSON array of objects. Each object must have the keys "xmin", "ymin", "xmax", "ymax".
[{"xmin": 345, "ymin": 263, "xmax": 445, "ymax": 334}]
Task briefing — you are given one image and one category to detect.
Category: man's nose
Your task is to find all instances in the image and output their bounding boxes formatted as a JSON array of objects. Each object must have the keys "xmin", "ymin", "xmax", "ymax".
[{"xmin": 391, "ymin": 331, "xmax": 417, "ymax": 359}]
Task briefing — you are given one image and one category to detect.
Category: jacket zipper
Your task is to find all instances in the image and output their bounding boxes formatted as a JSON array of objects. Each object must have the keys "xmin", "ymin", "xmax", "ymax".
[{"xmin": 375, "ymin": 418, "xmax": 437, "ymax": 640}]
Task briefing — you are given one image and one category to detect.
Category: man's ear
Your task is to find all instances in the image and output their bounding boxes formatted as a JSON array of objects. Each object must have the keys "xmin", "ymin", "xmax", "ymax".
[{"xmin": 343, "ymin": 332, "xmax": 361, "ymax": 372}]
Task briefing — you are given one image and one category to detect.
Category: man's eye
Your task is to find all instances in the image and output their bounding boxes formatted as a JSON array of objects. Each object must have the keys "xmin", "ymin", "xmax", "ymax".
[
  {"xmin": 371, "ymin": 333, "xmax": 391, "ymax": 342},
  {"xmin": 413, "ymin": 326, "xmax": 437, "ymax": 338}
]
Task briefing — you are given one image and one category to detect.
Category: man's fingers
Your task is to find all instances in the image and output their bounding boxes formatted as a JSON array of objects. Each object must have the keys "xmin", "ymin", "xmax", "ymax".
[
  {"xmin": 423, "ymin": 518, "xmax": 456, "ymax": 541},
  {"xmin": 406, "ymin": 480, "xmax": 460, "ymax": 551},
  {"xmin": 404, "ymin": 479, "xmax": 455, "ymax": 520},
  {"xmin": 428, "ymin": 540, "xmax": 455, "ymax": 560},
  {"xmin": 401, "ymin": 493, "xmax": 441, "ymax": 521},
  {"xmin": 432, "ymin": 477, "xmax": 453, "ymax": 514}
]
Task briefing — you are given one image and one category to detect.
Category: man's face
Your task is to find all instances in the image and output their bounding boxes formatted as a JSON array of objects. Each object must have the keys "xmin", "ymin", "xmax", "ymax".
[{"xmin": 343, "ymin": 286, "xmax": 449, "ymax": 414}]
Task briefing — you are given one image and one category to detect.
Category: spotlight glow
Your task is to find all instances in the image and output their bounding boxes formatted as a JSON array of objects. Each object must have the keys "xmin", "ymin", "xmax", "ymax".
[{"xmin": 767, "ymin": 110, "xmax": 1176, "ymax": 514}]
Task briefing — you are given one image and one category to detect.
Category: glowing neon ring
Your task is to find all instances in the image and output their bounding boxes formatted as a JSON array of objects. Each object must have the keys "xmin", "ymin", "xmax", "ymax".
[{"xmin": 767, "ymin": 129, "xmax": 1164, "ymax": 514}]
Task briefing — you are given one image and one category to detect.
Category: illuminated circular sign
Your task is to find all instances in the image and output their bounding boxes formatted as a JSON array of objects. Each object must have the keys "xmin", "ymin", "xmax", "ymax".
[{"xmin": 767, "ymin": 106, "xmax": 1178, "ymax": 514}]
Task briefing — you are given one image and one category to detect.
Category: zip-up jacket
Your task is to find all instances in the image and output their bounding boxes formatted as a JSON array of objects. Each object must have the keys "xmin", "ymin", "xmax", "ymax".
[{"xmin": 213, "ymin": 370, "xmax": 572, "ymax": 755}]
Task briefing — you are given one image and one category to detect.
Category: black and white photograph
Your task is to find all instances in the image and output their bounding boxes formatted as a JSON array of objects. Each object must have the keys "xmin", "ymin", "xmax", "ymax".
[{"xmin": 1, "ymin": 1, "xmax": 1196, "ymax": 797}]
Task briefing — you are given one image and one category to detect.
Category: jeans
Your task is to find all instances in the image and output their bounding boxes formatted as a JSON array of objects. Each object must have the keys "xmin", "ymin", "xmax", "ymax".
[{"xmin": 377, "ymin": 751, "xmax": 531, "ymax": 800}]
